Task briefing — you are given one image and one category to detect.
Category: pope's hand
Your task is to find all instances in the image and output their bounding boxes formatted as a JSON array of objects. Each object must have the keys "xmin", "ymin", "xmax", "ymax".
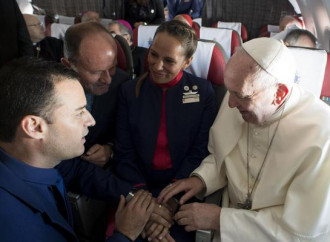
[{"xmin": 157, "ymin": 176, "xmax": 205, "ymax": 205}]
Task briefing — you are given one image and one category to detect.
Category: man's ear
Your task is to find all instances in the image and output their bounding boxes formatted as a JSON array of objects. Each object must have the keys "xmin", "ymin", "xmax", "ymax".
[
  {"xmin": 182, "ymin": 56, "xmax": 194, "ymax": 70},
  {"xmin": 275, "ymin": 83, "xmax": 289, "ymax": 105},
  {"xmin": 61, "ymin": 58, "xmax": 72, "ymax": 69},
  {"xmin": 20, "ymin": 115, "xmax": 47, "ymax": 139}
]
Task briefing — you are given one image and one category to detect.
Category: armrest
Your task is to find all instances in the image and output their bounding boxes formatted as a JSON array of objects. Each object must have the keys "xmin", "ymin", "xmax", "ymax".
[{"xmin": 195, "ymin": 189, "xmax": 223, "ymax": 242}]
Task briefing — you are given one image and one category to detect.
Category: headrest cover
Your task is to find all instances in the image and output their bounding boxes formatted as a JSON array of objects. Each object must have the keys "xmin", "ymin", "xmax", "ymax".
[
  {"xmin": 242, "ymin": 37, "xmax": 296, "ymax": 84},
  {"xmin": 180, "ymin": 14, "xmax": 193, "ymax": 27}
]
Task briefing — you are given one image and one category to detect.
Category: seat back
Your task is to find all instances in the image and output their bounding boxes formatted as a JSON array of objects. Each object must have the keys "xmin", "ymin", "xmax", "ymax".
[
  {"xmin": 259, "ymin": 24, "xmax": 280, "ymax": 37},
  {"xmin": 133, "ymin": 25, "xmax": 159, "ymax": 48},
  {"xmin": 193, "ymin": 18, "xmax": 202, "ymax": 27},
  {"xmin": 192, "ymin": 21, "xmax": 200, "ymax": 38},
  {"xmin": 58, "ymin": 15, "xmax": 75, "ymax": 25},
  {"xmin": 288, "ymin": 46, "xmax": 327, "ymax": 98},
  {"xmin": 100, "ymin": 18, "xmax": 113, "ymax": 28},
  {"xmin": 321, "ymin": 53, "xmax": 330, "ymax": 105},
  {"xmin": 185, "ymin": 39, "xmax": 227, "ymax": 107},
  {"xmin": 199, "ymin": 27, "xmax": 242, "ymax": 58},
  {"xmin": 68, "ymin": 192, "xmax": 109, "ymax": 242},
  {"xmin": 50, "ymin": 23, "xmax": 71, "ymax": 40},
  {"xmin": 114, "ymin": 34, "xmax": 134, "ymax": 78},
  {"xmin": 212, "ymin": 21, "xmax": 248, "ymax": 42}
]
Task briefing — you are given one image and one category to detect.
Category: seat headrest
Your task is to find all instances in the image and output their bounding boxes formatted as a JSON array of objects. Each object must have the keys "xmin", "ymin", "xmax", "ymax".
[
  {"xmin": 200, "ymin": 27, "xmax": 241, "ymax": 58},
  {"xmin": 58, "ymin": 15, "xmax": 75, "ymax": 25},
  {"xmin": 216, "ymin": 21, "xmax": 241, "ymax": 35},
  {"xmin": 50, "ymin": 23, "xmax": 71, "ymax": 40},
  {"xmin": 321, "ymin": 53, "xmax": 330, "ymax": 104},
  {"xmin": 193, "ymin": 18, "xmax": 202, "ymax": 27},
  {"xmin": 213, "ymin": 21, "xmax": 248, "ymax": 42},
  {"xmin": 185, "ymin": 40, "xmax": 226, "ymax": 85},
  {"xmin": 134, "ymin": 25, "xmax": 159, "ymax": 48},
  {"xmin": 288, "ymin": 46, "xmax": 327, "ymax": 97}
]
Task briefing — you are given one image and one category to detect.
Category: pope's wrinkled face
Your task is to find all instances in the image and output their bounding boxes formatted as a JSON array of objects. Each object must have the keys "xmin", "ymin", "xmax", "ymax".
[
  {"xmin": 224, "ymin": 52, "xmax": 279, "ymax": 125},
  {"xmin": 148, "ymin": 32, "xmax": 192, "ymax": 84},
  {"xmin": 44, "ymin": 80, "xmax": 95, "ymax": 165},
  {"xmin": 72, "ymin": 33, "xmax": 117, "ymax": 95}
]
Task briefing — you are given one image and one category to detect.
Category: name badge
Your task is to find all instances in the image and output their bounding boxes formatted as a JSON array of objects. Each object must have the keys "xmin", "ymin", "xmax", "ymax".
[
  {"xmin": 182, "ymin": 88, "xmax": 200, "ymax": 104},
  {"xmin": 183, "ymin": 97, "xmax": 200, "ymax": 103}
]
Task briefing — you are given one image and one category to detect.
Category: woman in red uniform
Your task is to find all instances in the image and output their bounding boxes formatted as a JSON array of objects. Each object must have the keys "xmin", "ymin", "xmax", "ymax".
[{"xmin": 115, "ymin": 20, "xmax": 217, "ymax": 241}]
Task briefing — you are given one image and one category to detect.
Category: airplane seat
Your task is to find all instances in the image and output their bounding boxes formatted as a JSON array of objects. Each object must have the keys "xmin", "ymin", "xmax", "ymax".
[
  {"xmin": 321, "ymin": 53, "xmax": 330, "ymax": 105},
  {"xmin": 185, "ymin": 39, "xmax": 228, "ymax": 108},
  {"xmin": 192, "ymin": 21, "xmax": 201, "ymax": 38},
  {"xmin": 259, "ymin": 24, "xmax": 280, "ymax": 36},
  {"xmin": 74, "ymin": 15, "xmax": 81, "ymax": 24},
  {"xmin": 44, "ymin": 15, "xmax": 53, "ymax": 37},
  {"xmin": 133, "ymin": 25, "xmax": 159, "ymax": 48},
  {"xmin": 259, "ymin": 31, "xmax": 271, "ymax": 37},
  {"xmin": 58, "ymin": 15, "xmax": 75, "ymax": 25},
  {"xmin": 288, "ymin": 46, "xmax": 327, "ymax": 98},
  {"xmin": 199, "ymin": 26, "xmax": 242, "ymax": 58},
  {"xmin": 68, "ymin": 192, "xmax": 109, "ymax": 242},
  {"xmin": 193, "ymin": 18, "xmax": 202, "ymax": 27},
  {"xmin": 212, "ymin": 21, "xmax": 248, "ymax": 42},
  {"xmin": 231, "ymin": 30, "xmax": 242, "ymax": 55},
  {"xmin": 114, "ymin": 34, "xmax": 134, "ymax": 78},
  {"xmin": 100, "ymin": 18, "xmax": 113, "ymax": 28},
  {"xmin": 50, "ymin": 23, "xmax": 71, "ymax": 40}
]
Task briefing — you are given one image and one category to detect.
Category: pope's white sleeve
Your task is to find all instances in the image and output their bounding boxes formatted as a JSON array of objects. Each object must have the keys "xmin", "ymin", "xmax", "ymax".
[
  {"xmin": 192, "ymin": 129, "xmax": 227, "ymax": 197},
  {"xmin": 220, "ymin": 145, "xmax": 330, "ymax": 242}
]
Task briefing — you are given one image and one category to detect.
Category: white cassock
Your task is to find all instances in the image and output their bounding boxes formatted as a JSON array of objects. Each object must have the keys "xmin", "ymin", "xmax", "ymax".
[{"xmin": 192, "ymin": 85, "xmax": 330, "ymax": 241}]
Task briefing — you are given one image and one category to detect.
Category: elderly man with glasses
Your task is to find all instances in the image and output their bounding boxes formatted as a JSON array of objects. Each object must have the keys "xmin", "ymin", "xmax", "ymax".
[{"xmin": 23, "ymin": 14, "xmax": 64, "ymax": 62}]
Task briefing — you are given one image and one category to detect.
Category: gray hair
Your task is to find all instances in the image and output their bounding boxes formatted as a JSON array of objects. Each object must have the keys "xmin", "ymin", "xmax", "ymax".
[
  {"xmin": 284, "ymin": 29, "xmax": 317, "ymax": 48},
  {"xmin": 108, "ymin": 21, "xmax": 133, "ymax": 44}
]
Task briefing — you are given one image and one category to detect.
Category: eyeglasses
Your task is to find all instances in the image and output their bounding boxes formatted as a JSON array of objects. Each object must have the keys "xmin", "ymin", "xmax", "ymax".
[{"xmin": 28, "ymin": 22, "xmax": 43, "ymax": 27}]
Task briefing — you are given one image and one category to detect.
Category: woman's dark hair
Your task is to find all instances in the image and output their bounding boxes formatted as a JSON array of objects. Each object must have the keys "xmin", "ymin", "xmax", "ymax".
[{"xmin": 153, "ymin": 20, "xmax": 198, "ymax": 59}]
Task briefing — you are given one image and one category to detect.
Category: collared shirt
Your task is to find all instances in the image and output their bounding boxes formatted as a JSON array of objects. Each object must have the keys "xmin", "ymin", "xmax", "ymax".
[
  {"xmin": 85, "ymin": 90, "xmax": 94, "ymax": 112},
  {"xmin": 0, "ymin": 148, "xmax": 73, "ymax": 226}
]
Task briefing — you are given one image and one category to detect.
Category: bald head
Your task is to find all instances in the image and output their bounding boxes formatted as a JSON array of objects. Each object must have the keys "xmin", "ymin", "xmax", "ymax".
[
  {"xmin": 81, "ymin": 11, "xmax": 100, "ymax": 23},
  {"xmin": 63, "ymin": 22, "xmax": 117, "ymax": 95},
  {"xmin": 64, "ymin": 22, "xmax": 117, "ymax": 63},
  {"xmin": 23, "ymin": 14, "xmax": 45, "ymax": 43}
]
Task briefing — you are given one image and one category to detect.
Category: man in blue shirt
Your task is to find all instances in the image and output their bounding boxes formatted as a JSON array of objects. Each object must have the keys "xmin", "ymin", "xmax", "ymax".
[
  {"xmin": 166, "ymin": 0, "xmax": 203, "ymax": 20},
  {"xmin": 0, "ymin": 57, "xmax": 154, "ymax": 242}
]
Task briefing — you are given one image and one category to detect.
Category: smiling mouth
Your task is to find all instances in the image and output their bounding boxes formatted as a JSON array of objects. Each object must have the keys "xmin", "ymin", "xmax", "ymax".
[{"xmin": 152, "ymin": 71, "xmax": 165, "ymax": 78}]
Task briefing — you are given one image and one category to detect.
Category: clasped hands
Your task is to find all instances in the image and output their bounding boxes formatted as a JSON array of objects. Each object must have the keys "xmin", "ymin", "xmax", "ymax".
[
  {"xmin": 142, "ymin": 176, "xmax": 220, "ymax": 241},
  {"xmin": 115, "ymin": 177, "xmax": 220, "ymax": 241}
]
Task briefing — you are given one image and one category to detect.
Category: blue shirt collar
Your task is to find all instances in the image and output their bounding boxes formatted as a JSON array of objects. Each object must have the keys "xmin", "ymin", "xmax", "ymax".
[{"xmin": 0, "ymin": 147, "xmax": 60, "ymax": 186}]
